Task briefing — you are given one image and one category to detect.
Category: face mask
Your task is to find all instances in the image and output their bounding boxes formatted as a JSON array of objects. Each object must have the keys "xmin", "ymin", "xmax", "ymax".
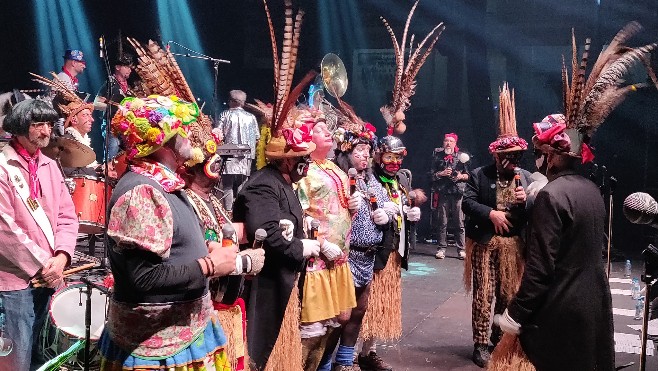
[
  {"xmin": 534, "ymin": 149, "xmax": 548, "ymax": 175},
  {"xmin": 290, "ymin": 155, "xmax": 311, "ymax": 182},
  {"xmin": 380, "ymin": 152, "xmax": 403, "ymax": 175}
]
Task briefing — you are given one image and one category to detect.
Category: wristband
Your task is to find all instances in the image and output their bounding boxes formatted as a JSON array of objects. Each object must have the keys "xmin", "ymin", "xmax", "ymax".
[{"xmin": 205, "ymin": 256, "xmax": 216, "ymax": 276}]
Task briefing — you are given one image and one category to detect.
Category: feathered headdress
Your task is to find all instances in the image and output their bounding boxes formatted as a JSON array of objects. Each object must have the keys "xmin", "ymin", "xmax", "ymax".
[
  {"xmin": 489, "ymin": 83, "xmax": 528, "ymax": 153},
  {"xmin": 329, "ymin": 99, "xmax": 377, "ymax": 153},
  {"xmin": 254, "ymin": 0, "xmax": 318, "ymax": 162},
  {"xmin": 379, "ymin": 0, "xmax": 445, "ymax": 135},
  {"xmin": 533, "ymin": 22, "xmax": 658, "ymax": 163},
  {"xmin": 29, "ymin": 72, "xmax": 94, "ymax": 128},
  {"xmin": 127, "ymin": 38, "xmax": 217, "ymax": 166}
]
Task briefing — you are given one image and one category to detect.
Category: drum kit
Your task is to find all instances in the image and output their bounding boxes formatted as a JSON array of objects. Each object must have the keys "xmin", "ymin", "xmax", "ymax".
[{"xmin": 36, "ymin": 137, "xmax": 124, "ymax": 370}]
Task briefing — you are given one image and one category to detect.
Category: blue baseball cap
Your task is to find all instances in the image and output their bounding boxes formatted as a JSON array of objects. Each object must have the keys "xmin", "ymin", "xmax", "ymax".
[{"xmin": 64, "ymin": 49, "xmax": 85, "ymax": 63}]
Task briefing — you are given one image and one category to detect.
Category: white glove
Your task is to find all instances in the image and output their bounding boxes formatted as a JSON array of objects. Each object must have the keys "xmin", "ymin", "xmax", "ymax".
[
  {"xmin": 301, "ymin": 239, "xmax": 321, "ymax": 257},
  {"xmin": 303, "ymin": 215, "xmax": 314, "ymax": 235},
  {"xmin": 372, "ymin": 208, "xmax": 390, "ymax": 225},
  {"xmin": 382, "ymin": 201, "xmax": 399, "ymax": 216},
  {"xmin": 239, "ymin": 248, "xmax": 265, "ymax": 275},
  {"xmin": 494, "ymin": 309, "xmax": 521, "ymax": 335},
  {"xmin": 403, "ymin": 205, "xmax": 421, "ymax": 222},
  {"xmin": 279, "ymin": 219, "xmax": 294, "ymax": 241},
  {"xmin": 348, "ymin": 191, "xmax": 363, "ymax": 212},
  {"xmin": 320, "ymin": 240, "xmax": 342, "ymax": 261}
]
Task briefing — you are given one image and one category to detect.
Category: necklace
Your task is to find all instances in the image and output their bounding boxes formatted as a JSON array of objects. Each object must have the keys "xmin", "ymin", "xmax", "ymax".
[
  {"xmin": 184, "ymin": 189, "xmax": 221, "ymax": 242},
  {"xmin": 496, "ymin": 172, "xmax": 512, "ymax": 188},
  {"xmin": 314, "ymin": 160, "xmax": 349, "ymax": 209}
]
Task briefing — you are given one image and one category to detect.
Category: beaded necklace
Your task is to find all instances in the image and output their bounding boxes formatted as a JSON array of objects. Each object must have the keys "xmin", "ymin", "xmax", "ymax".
[
  {"xmin": 313, "ymin": 160, "xmax": 349, "ymax": 209},
  {"xmin": 184, "ymin": 188, "xmax": 227, "ymax": 242},
  {"xmin": 496, "ymin": 172, "xmax": 513, "ymax": 188}
]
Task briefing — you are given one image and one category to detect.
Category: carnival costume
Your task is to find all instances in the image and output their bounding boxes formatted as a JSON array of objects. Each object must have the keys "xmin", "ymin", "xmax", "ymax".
[
  {"xmin": 491, "ymin": 22, "xmax": 658, "ymax": 371},
  {"xmin": 360, "ymin": 1, "xmax": 437, "ymax": 353},
  {"xmin": 462, "ymin": 84, "xmax": 532, "ymax": 368},
  {"xmin": 97, "ymin": 95, "xmax": 230, "ymax": 371},
  {"xmin": 232, "ymin": 1, "xmax": 320, "ymax": 370}
]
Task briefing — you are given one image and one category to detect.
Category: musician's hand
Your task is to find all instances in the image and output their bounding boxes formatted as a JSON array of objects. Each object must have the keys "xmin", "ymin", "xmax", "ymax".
[
  {"xmin": 40, "ymin": 253, "xmax": 68, "ymax": 287},
  {"xmin": 489, "ymin": 210, "xmax": 512, "ymax": 234}
]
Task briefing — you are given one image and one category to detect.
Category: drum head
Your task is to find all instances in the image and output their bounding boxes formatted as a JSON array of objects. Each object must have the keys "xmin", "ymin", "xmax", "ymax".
[{"xmin": 49, "ymin": 283, "xmax": 107, "ymax": 340}]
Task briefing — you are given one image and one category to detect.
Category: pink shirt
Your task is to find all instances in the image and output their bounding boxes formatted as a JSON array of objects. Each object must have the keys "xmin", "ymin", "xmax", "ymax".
[{"xmin": 0, "ymin": 147, "xmax": 78, "ymax": 290}]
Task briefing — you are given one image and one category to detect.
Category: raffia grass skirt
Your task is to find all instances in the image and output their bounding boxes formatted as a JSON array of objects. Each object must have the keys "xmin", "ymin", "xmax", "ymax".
[
  {"xmin": 360, "ymin": 252, "xmax": 402, "ymax": 341},
  {"xmin": 264, "ymin": 282, "xmax": 303, "ymax": 371},
  {"xmin": 216, "ymin": 301, "xmax": 245, "ymax": 371},
  {"xmin": 488, "ymin": 333, "xmax": 535, "ymax": 371}
]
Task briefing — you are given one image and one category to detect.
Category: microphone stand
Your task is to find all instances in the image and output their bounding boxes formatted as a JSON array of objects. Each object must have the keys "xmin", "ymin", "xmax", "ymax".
[
  {"xmin": 638, "ymin": 244, "xmax": 657, "ymax": 371},
  {"xmin": 166, "ymin": 41, "xmax": 230, "ymax": 121},
  {"xmin": 100, "ymin": 36, "xmax": 113, "ymax": 272}
]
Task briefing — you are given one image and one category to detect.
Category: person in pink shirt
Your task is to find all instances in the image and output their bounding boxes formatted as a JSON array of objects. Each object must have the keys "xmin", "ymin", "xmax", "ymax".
[{"xmin": 0, "ymin": 99, "xmax": 78, "ymax": 370}]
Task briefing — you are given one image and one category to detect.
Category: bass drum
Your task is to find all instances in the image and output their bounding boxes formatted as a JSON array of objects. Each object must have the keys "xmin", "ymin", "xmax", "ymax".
[{"xmin": 40, "ymin": 282, "xmax": 108, "ymax": 370}]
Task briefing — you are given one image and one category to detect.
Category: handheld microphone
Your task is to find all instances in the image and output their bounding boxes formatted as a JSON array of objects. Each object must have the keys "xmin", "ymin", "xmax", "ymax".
[
  {"xmin": 368, "ymin": 189, "xmax": 378, "ymax": 211},
  {"xmin": 222, "ymin": 224, "xmax": 236, "ymax": 247},
  {"xmin": 99, "ymin": 36, "xmax": 105, "ymax": 59},
  {"xmin": 623, "ymin": 192, "xmax": 658, "ymax": 228},
  {"xmin": 310, "ymin": 219, "xmax": 320, "ymax": 240},
  {"xmin": 514, "ymin": 167, "xmax": 522, "ymax": 188},
  {"xmin": 408, "ymin": 190, "xmax": 417, "ymax": 208},
  {"xmin": 348, "ymin": 168, "xmax": 357, "ymax": 195},
  {"xmin": 253, "ymin": 228, "xmax": 267, "ymax": 249},
  {"xmin": 600, "ymin": 165, "xmax": 607, "ymax": 189}
]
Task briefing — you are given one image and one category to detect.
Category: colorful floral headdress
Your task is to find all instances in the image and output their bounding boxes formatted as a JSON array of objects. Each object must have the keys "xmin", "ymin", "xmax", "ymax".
[
  {"xmin": 29, "ymin": 72, "xmax": 94, "ymax": 128},
  {"xmin": 379, "ymin": 1, "xmax": 445, "ymax": 135},
  {"xmin": 111, "ymin": 95, "xmax": 198, "ymax": 159},
  {"xmin": 488, "ymin": 83, "xmax": 528, "ymax": 153},
  {"xmin": 533, "ymin": 22, "xmax": 658, "ymax": 163},
  {"xmin": 126, "ymin": 37, "xmax": 217, "ymax": 163},
  {"xmin": 328, "ymin": 99, "xmax": 377, "ymax": 153}
]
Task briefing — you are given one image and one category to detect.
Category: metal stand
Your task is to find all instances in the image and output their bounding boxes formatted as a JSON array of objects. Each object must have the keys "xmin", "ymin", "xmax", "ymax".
[
  {"xmin": 100, "ymin": 35, "xmax": 114, "ymax": 270},
  {"xmin": 639, "ymin": 244, "xmax": 657, "ymax": 371}
]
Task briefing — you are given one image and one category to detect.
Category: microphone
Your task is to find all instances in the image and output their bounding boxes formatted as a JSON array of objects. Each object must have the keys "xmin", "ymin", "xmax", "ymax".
[
  {"xmin": 408, "ymin": 190, "xmax": 417, "ymax": 207},
  {"xmin": 99, "ymin": 36, "xmax": 105, "ymax": 59},
  {"xmin": 310, "ymin": 219, "xmax": 320, "ymax": 240},
  {"xmin": 600, "ymin": 165, "xmax": 607, "ymax": 189},
  {"xmin": 368, "ymin": 189, "xmax": 378, "ymax": 211},
  {"xmin": 348, "ymin": 168, "xmax": 357, "ymax": 195},
  {"xmin": 253, "ymin": 228, "xmax": 267, "ymax": 249},
  {"xmin": 514, "ymin": 167, "xmax": 522, "ymax": 188},
  {"xmin": 623, "ymin": 192, "xmax": 658, "ymax": 228},
  {"xmin": 222, "ymin": 224, "xmax": 236, "ymax": 247}
]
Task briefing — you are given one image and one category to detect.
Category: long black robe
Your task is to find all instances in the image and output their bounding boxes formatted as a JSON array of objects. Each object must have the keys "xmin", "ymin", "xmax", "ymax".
[
  {"xmin": 232, "ymin": 165, "xmax": 306, "ymax": 370},
  {"xmin": 507, "ymin": 170, "xmax": 615, "ymax": 371}
]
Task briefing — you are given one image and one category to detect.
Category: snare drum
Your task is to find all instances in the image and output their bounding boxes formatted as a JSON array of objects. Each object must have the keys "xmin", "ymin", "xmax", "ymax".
[
  {"xmin": 70, "ymin": 176, "xmax": 111, "ymax": 234},
  {"xmin": 40, "ymin": 283, "xmax": 108, "ymax": 369}
]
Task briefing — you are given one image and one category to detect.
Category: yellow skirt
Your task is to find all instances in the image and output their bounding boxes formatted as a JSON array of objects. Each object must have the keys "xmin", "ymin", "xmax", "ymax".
[{"xmin": 301, "ymin": 262, "xmax": 357, "ymax": 323}]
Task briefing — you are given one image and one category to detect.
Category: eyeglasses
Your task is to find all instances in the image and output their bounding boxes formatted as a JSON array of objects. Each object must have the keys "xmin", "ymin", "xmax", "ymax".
[
  {"xmin": 30, "ymin": 121, "xmax": 54, "ymax": 130},
  {"xmin": 500, "ymin": 152, "xmax": 524, "ymax": 162}
]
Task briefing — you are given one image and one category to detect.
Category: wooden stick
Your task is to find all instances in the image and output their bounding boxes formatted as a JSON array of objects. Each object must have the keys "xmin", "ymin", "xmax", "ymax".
[{"xmin": 31, "ymin": 262, "xmax": 97, "ymax": 287}]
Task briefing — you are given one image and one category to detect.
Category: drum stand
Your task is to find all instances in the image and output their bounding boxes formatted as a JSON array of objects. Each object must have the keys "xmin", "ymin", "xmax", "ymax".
[{"xmin": 80, "ymin": 277, "xmax": 109, "ymax": 371}]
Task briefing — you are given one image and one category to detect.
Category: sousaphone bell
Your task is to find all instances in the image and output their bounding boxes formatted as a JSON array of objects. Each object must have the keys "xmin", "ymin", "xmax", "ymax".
[{"xmin": 320, "ymin": 53, "xmax": 348, "ymax": 98}]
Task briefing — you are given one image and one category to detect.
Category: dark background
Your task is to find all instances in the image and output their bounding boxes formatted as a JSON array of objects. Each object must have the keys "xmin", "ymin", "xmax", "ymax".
[{"xmin": 1, "ymin": 0, "xmax": 657, "ymax": 256}]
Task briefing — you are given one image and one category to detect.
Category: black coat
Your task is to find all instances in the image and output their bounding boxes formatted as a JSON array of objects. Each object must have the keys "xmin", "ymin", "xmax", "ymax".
[
  {"xmin": 429, "ymin": 148, "xmax": 469, "ymax": 195},
  {"xmin": 507, "ymin": 171, "xmax": 615, "ymax": 371},
  {"xmin": 232, "ymin": 165, "xmax": 306, "ymax": 370},
  {"xmin": 462, "ymin": 164, "xmax": 532, "ymax": 244}
]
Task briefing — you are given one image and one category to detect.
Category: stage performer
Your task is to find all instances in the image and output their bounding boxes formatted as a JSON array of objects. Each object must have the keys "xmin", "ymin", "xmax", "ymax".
[
  {"xmin": 182, "ymin": 119, "xmax": 266, "ymax": 371},
  {"xmin": 0, "ymin": 99, "xmax": 78, "ymax": 370},
  {"xmin": 322, "ymin": 106, "xmax": 389, "ymax": 371},
  {"xmin": 462, "ymin": 84, "xmax": 532, "ymax": 368},
  {"xmin": 98, "ymin": 95, "xmax": 239, "ymax": 370},
  {"xmin": 231, "ymin": 2, "xmax": 321, "ymax": 369},
  {"xmin": 430, "ymin": 132, "xmax": 469, "ymax": 260},
  {"xmin": 57, "ymin": 49, "xmax": 86, "ymax": 92},
  {"xmin": 359, "ymin": 135, "xmax": 421, "ymax": 370},
  {"xmin": 295, "ymin": 113, "xmax": 360, "ymax": 370},
  {"xmin": 215, "ymin": 90, "xmax": 260, "ymax": 213},
  {"xmin": 494, "ymin": 22, "xmax": 657, "ymax": 370}
]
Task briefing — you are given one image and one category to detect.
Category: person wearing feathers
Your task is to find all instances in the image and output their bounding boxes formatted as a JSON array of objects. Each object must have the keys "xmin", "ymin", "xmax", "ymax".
[
  {"xmin": 358, "ymin": 3, "xmax": 437, "ymax": 369},
  {"xmin": 231, "ymin": 1, "xmax": 323, "ymax": 370},
  {"xmin": 495, "ymin": 22, "xmax": 658, "ymax": 371},
  {"xmin": 462, "ymin": 83, "xmax": 533, "ymax": 368},
  {"xmin": 182, "ymin": 117, "xmax": 266, "ymax": 371}
]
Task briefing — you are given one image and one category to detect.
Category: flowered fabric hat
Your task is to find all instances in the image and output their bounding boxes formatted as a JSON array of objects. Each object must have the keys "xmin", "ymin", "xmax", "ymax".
[
  {"xmin": 111, "ymin": 95, "xmax": 198, "ymax": 159},
  {"xmin": 184, "ymin": 116, "xmax": 222, "ymax": 177},
  {"xmin": 264, "ymin": 106, "xmax": 321, "ymax": 160}
]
